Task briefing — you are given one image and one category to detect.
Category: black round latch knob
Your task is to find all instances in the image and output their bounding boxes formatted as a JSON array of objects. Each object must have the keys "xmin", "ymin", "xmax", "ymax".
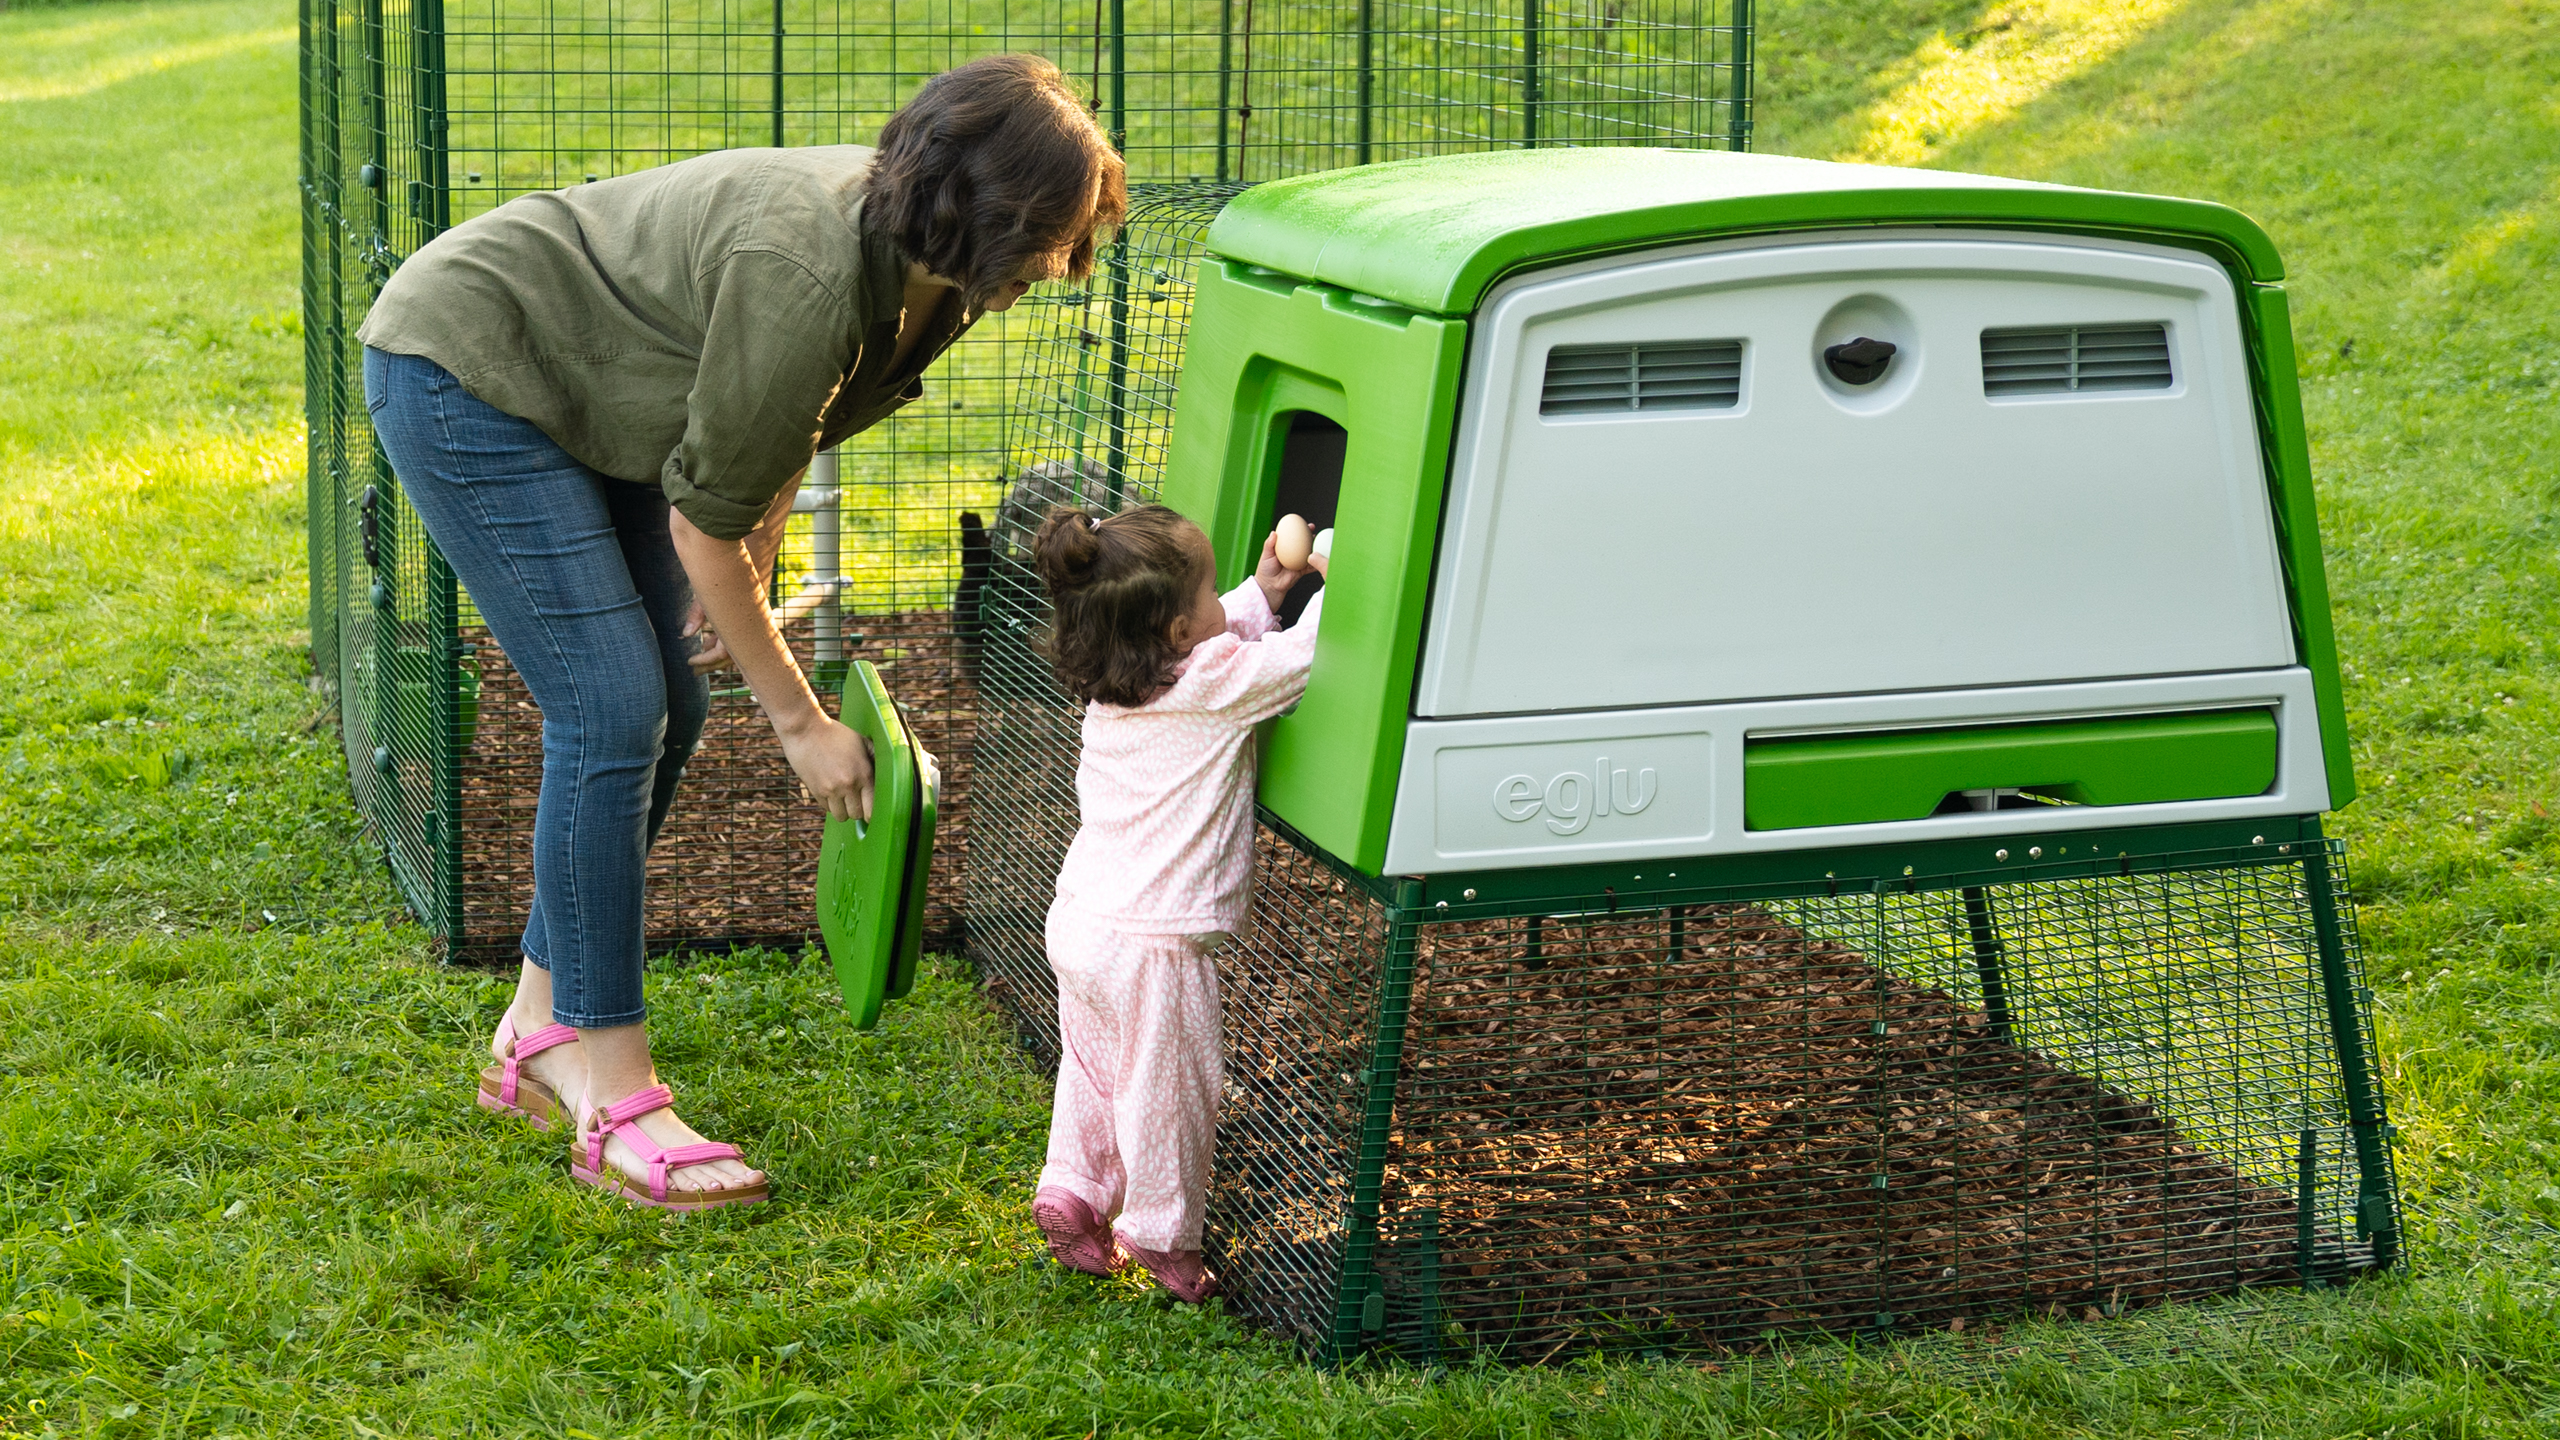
[
  {"xmin": 358, "ymin": 162, "xmax": 385, "ymax": 189},
  {"xmin": 1824, "ymin": 336, "xmax": 1898, "ymax": 385}
]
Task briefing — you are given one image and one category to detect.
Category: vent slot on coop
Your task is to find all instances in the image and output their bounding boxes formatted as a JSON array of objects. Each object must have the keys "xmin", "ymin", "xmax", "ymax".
[
  {"xmin": 1541, "ymin": 339, "xmax": 1745, "ymax": 415},
  {"xmin": 1981, "ymin": 323, "xmax": 2175, "ymax": 396}
]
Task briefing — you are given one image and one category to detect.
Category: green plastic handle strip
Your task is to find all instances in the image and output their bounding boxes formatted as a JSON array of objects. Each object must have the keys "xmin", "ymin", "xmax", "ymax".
[{"xmin": 1744, "ymin": 709, "xmax": 2279, "ymax": 831}]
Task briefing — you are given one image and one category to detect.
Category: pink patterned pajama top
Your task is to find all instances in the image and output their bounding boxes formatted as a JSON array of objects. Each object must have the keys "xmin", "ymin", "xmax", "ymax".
[{"xmin": 1052, "ymin": 579, "xmax": 1327, "ymax": 935}]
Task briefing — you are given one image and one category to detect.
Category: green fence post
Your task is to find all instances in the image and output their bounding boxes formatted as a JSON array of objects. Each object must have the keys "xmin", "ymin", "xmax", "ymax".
[
  {"xmin": 1726, "ymin": 0, "xmax": 1753, "ymax": 152},
  {"xmin": 1104, "ymin": 238, "xmax": 1129, "ymax": 510},
  {"xmin": 412, "ymin": 0, "xmax": 461, "ymax": 949},
  {"xmin": 2302, "ymin": 824, "xmax": 2399, "ymax": 1270},
  {"xmin": 1356, "ymin": 0, "xmax": 1373, "ymax": 164},
  {"xmin": 771, "ymin": 0, "xmax": 786, "ymax": 149},
  {"xmin": 1327, "ymin": 878, "xmax": 1425, "ymax": 1363},
  {"xmin": 300, "ymin": 0, "xmax": 329, "ymax": 686},
  {"xmin": 1521, "ymin": 0, "xmax": 1540, "ymax": 147},
  {"xmin": 1959, "ymin": 886, "xmax": 2015, "ymax": 1042},
  {"xmin": 1108, "ymin": 0, "xmax": 1126, "ymax": 152},
  {"xmin": 1216, "ymin": 0, "xmax": 1233, "ymax": 181}
]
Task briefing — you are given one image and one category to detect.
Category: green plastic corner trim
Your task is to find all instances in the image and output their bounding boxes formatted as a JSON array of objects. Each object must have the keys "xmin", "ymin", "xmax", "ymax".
[
  {"xmin": 1744, "ymin": 709, "xmax": 2279, "ymax": 832},
  {"xmin": 1163, "ymin": 260, "xmax": 1469, "ymax": 873},
  {"xmin": 885, "ymin": 728, "xmax": 939, "ymax": 1003},
  {"xmin": 1208, "ymin": 148, "xmax": 2286, "ymax": 317},
  {"xmin": 2243, "ymin": 285, "xmax": 2357, "ymax": 807},
  {"xmin": 815, "ymin": 660, "xmax": 927, "ymax": 1030}
]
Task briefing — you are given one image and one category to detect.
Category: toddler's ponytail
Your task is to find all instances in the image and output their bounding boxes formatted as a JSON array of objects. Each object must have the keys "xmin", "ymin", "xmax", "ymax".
[
  {"xmin": 1029, "ymin": 503, "xmax": 1208, "ymax": 707},
  {"xmin": 1031, "ymin": 505, "xmax": 1106, "ymax": 591}
]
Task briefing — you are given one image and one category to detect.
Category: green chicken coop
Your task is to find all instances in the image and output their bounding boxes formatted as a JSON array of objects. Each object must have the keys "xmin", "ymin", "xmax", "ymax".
[{"xmin": 964, "ymin": 148, "xmax": 2397, "ymax": 1364}]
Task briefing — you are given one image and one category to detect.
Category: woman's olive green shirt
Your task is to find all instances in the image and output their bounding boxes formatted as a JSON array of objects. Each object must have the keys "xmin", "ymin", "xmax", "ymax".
[{"xmin": 358, "ymin": 145, "xmax": 971, "ymax": 541}]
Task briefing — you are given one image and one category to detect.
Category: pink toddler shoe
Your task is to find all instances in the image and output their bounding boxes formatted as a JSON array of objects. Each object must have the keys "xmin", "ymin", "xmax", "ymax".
[
  {"xmin": 1032, "ymin": 1187, "xmax": 1123, "ymax": 1277},
  {"xmin": 1117, "ymin": 1236, "xmax": 1219, "ymax": 1304}
]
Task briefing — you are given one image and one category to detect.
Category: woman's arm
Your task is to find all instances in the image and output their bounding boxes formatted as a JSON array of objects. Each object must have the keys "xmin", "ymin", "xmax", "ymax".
[
  {"xmin": 670, "ymin": 505, "xmax": 874, "ymax": 822},
  {"xmin": 684, "ymin": 477, "xmax": 801, "ymax": 675}
]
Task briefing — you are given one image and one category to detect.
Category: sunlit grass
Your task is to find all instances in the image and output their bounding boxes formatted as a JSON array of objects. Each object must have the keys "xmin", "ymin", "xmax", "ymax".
[
  {"xmin": 1834, "ymin": 0, "xmax": 2193, "ymax": 167},
  {"xmin": 12, "ymin": 0, "xmax": 2560, "ymax": 1434}
]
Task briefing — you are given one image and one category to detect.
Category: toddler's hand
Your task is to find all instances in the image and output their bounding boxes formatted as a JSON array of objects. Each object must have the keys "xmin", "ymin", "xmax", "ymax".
[{"xmin": 1255, "ymin": 529, "xmax": 1319, "ymax": 613}]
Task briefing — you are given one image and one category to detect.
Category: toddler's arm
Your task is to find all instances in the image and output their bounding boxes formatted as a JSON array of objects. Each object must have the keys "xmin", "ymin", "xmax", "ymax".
[
  {"xmin": 1174, "ymin": 588, "xmax": 1326, "ymax": 725},
  {"xmin": 1219, "ymin": 578, "xmax": 1280, "ymax": 643}
]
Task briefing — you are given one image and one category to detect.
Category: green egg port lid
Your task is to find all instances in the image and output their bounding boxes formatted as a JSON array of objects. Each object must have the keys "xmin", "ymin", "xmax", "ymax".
[
  {"xmin": 1205, "ymin": 148, "xmax": 2286, "ymax": 316},
  {"xmin": 815, "ymin": 660, "xmax": 936, "ymax": 1030}
]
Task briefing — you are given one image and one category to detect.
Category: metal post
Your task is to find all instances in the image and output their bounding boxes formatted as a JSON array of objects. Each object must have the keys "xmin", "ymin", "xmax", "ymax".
[
  {"xmin": 809, "ymin": 449, "xmax": 843, "ymax": 677},
  {"xmin": 1108, "ymin": 0, "xmax": 1126, "ymax": 151},
  {"xmin": 1330, "ymin": 878, "xmax": 1427, "ymax": 1362},
  {"xmin": 1960, "ymin": 887, "xmax": 2015, "ymax": 1042},
  {"xmin": 360, "ymin": 0, "xmax": 388, "ymax": 271},
  {"xmin": 771, "ymin": 0, "xmax": 785, "ymax": 148},
  {"xmin": 412, "ymin": 0, "xmax": 448, "ymax": 236},
  {"xmin": 1521, "ymin": 0, "xmax": 1540, "ymax": 147},
  {"xmin": 300, "ymin": 0, "xmax": 327, "ymax": 678},
  {"xmin": 1356, "ymin": 0, "xmax": 1374, "ymax": 164},
  {"xmin": 2301, "ymin": 828, "xmax": 2399, "ymax": 1270},
  {"xmin": 412, "ymin": 0, "xmax": 459, "ymax": 950},
  {"xmin": 1216, "ymin": 0, "xmax": 1233, "ymax": 181},
  {"xmin": 1104, "ymin": 239, "xmax": 1129, "ymax": 510},
  {"xmin": 1726, "ymin": 0, "xmax": 1754, "ymax": 152},
  {"xmin": 2295, "ymin": 1127, "xmax": 2321, "ymax": 1289}
]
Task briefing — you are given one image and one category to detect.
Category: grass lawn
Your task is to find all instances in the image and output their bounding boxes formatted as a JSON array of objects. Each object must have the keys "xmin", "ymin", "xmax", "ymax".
[{"xmin": 6, "ymin": 0, "xmax": 2560, "ymax": 1434}]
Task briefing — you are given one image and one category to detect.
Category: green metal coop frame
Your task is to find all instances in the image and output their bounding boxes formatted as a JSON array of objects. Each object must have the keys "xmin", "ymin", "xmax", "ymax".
[{"xmin": 300, "ymin": 0, "xmax": 1753, "ymax": 957}]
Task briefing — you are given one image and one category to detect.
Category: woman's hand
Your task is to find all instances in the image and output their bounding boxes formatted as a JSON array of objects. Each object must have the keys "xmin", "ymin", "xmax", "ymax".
[
  {"xmin": 1254, "ymin": 529, "xmax": 1321, "ymax": 614},
  {"xmin": 777, "ymin": 711, "xmax": 875, "ymax": 823},
  {"xmin": 683, "ymin": 599, "xmax": 730, "ymax": 673}
]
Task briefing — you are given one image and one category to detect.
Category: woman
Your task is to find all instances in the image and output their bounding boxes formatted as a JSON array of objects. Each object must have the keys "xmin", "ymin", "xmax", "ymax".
[{"xmin": 361, "ymin": 54, "xmax": 1126, "ymax": 1210}]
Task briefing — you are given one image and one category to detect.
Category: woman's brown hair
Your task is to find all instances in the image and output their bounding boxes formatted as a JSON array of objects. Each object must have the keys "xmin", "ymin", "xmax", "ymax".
[
  {"xmin": 867, "ymin": 54, "xmax": 1129, "ymax": 310},
  {"xmin": 1032, "ymin": 504, "xmax": 1208, "ymax": 708}
]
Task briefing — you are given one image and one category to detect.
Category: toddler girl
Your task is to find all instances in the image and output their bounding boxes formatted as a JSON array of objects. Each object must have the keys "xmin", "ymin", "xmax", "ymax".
[{"xmin": 1026, "ymin": 502, "xmax": 1327, "ymax": 1301}]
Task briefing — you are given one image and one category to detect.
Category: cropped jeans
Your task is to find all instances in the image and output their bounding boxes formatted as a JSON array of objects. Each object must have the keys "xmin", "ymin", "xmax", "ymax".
[{"xmin": 364, "ymin": 347, "xmax": 708, "ymax": 1027}]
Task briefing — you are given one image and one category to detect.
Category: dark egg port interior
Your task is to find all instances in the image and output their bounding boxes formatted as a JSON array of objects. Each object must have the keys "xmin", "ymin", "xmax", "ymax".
[{"xmin": 1270, "ymin": 411, "xmax": 1347, "ymax": 627}]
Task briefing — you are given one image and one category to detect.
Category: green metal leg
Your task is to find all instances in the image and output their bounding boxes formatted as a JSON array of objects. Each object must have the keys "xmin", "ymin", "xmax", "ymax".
[
  {"xmin": 2301, "ymin": 827, "xmax": 2399, "ymax": 1270},
  {"xmin": 1959, "ymin": 886, "xmax": 2015, "ymax": 1043},
  {"xmin": 1328, "ymin": 878, "xmax": 1425, "ymax": 1364}
]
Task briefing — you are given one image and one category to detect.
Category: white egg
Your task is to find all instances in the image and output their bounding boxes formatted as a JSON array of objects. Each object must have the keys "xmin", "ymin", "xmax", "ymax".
[
  {"xmin": 1312, "ymin": 527, "xmax": 1334, "ymax": 559},
  {"xmin": 1275, "ymin": 513, "xmax": 1313, "ymax": 569}
]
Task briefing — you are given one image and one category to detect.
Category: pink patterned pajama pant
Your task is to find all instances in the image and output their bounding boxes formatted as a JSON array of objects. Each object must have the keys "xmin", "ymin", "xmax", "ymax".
[{"xmin": 1037, "ymin": 901, "xmax": 1224, "ymax": 1253}]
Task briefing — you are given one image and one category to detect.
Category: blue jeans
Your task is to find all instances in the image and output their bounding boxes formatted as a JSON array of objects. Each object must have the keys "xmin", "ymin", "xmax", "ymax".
[{"xmin": 364, "ymin": 347, "xmax": 708, "ymax": 1027}]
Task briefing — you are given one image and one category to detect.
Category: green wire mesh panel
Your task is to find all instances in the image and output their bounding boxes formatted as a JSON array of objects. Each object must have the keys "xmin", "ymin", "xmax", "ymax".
[
  {"xmin": 1199, "ymin": 834, "xmax": 2397, "ymax": 1364},
  {"xmin": 965, "ymin": 183, "xmax": 1240, "ymax": 1051},
  {"xmin": 303, "ymin": 0, "xmax": 1748, "ymax": 958}
]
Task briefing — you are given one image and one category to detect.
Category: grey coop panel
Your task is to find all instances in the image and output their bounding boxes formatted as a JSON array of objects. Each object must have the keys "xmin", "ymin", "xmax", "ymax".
[{"xmin": 1414, "ymin": 233, "xmax": 2295, "ymax": 719}]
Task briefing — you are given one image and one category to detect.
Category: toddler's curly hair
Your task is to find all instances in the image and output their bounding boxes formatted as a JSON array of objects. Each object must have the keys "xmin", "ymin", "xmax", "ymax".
[{"xmin": 1030, "ymin": 504, "xmax": 1209, "ymax": 708}]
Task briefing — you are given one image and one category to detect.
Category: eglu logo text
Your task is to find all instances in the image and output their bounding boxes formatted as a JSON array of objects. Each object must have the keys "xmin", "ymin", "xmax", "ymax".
[{"xmin": 1493, "ymin": 757, "xmax": 1659, "ymax": 836}]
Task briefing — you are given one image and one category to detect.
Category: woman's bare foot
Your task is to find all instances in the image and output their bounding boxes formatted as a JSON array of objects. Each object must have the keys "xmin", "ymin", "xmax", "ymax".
[{"xmin": 577, "ymin": 1024, "xmax": 763, "ymax": 1193}]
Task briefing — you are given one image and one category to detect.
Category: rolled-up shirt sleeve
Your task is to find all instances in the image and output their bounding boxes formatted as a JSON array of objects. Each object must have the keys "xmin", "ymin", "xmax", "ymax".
[{"xmin": 660, "ymin": 246, "xmax": 857, "ymax": 539}]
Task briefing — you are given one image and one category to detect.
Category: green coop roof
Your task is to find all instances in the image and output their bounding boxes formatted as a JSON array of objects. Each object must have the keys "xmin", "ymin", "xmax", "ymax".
[{"xmin": 1206, "ymin": 148, "xmax": 2287, "ymax": 315}]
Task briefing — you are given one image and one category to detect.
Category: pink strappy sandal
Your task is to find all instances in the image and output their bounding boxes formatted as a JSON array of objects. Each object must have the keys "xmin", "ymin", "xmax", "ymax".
[
  {"xmin": 1117, "ymin": 1237, "xmax": 1219, "ymax": 1303},
  {"xmin": 1032, "ymin": 1186, "xmax": 1125, "ymax": 1277},
  {"xmin": 475, "ymin": 1014, "xmax": 580, "ymax": 1129},
  {"xmin": 570, "ymin": 1084, "xmax": 770, "ymax": 1212}
]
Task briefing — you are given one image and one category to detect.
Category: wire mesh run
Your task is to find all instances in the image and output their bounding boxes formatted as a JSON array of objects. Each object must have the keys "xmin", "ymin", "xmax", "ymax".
[
  {"xmin": 1184, "ymin": 835, "xmax": 2394, "ymax": 1364},
  {"xmin": 303, "ymin": 0, "xmax": 1745, "ymax": 959},
  {"xmin": 964, "ymin": 182, "xmax": 1240, "ymax": 1034}
]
